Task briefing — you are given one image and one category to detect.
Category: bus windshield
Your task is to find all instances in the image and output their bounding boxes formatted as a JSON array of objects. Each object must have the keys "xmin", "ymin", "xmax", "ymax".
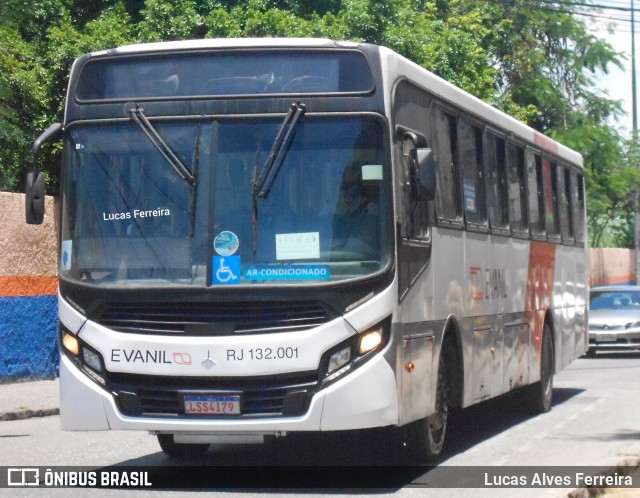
[{"xmin": 60, "ymin": 116, "xmax": 390, "ymax": 287}]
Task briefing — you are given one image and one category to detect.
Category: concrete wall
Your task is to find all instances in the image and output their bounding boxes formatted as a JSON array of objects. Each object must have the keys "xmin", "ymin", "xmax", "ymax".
[
  {"xmin": 589, "ymin": 248, "xmax": 635, "ymax": 287},
  {"xmin": 0, "ymin": 192, "xmax": 58, "ymax": 381}
]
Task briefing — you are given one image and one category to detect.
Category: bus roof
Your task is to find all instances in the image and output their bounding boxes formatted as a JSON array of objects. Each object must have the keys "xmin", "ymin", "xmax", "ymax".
[{"xmin": 100, "ymin": 38, "xmax": 342, "ymax": 56}]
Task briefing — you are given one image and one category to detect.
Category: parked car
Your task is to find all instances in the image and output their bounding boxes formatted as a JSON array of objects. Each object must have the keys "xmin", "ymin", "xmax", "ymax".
[{"xmin": 588, "ymin": 285, "xmax": 640, "ymax": 356}]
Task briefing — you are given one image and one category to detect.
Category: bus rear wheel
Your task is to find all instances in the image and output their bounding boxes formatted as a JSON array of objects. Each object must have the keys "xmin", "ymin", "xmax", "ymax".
[
  {"xmin": 406, "ymin": 354, "xmax": 449, "ymax": 462},
  {"xmin": 157, "ymin": 434, "xmax": 210, "ymax": 458},
  {"xmin": 526, "ymin": 324, "xmax": 554, "ymax": 413}
]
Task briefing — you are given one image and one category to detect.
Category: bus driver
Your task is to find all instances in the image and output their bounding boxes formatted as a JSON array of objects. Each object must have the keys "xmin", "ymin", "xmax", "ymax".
[{"xmin": 331, "ymin": 163, "xmax": 380, "ymax": 260}]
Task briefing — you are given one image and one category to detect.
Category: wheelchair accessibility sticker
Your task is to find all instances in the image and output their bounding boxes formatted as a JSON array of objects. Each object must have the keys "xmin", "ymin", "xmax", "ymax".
[{"xmin": 213, "ymin": 256, "xmax": 241, "ymax": 284}]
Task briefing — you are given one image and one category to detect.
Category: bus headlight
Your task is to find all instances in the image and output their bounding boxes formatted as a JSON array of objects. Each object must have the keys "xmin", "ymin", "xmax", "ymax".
[
  {"xmin": 60, "ymin": 326, "xmax": 106, "ymax": 386},
  {"xmin": 62, "ymin": 332, "xmax": 80, "ymax": 356},
  {"xmin": 327, "ymin": 347, "xmax": 351, "ymax": 375},
  {"xmin": 320, "ymin": 317, "xmax": 390, "ymax": 385},
  {"xmin": 80, "ymin": 344, "xmax": 106, "ymax": 386},
  {"xmin": 82, "ymin": 346, "xmax": 103, "ymax": 373},
  {"xmin": 358, "ymin": 329, "xmax": 383, "ymax": 355}
]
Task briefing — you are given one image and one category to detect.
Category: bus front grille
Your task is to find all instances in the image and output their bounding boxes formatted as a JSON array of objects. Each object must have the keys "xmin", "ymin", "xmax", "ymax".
[
  {"xmin": 109, "ymin": 372, "xmax": 317, "ymax": 418},
  {"xmin": 93, "ymin": 301, "xmax": 334, "ymax": 335}
]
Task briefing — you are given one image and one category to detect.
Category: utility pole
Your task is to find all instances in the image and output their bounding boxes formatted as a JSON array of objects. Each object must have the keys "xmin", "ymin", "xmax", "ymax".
[
  {"xmin": 634, "ymin": 0, "xmax": 640, "ymax": 284},
  {"xmin": 633, "ymin": 0, "xmax": 638, "ymax": 131}
]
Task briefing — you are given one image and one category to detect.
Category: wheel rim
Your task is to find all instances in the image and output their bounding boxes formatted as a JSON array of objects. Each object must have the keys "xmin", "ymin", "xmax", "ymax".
[
  {"xmin": 427, "ymin": 360, "xmax": 448, "ymax": 450},
  {"xmin": 542, "ymin": 335, "xmax": 553, "ymax": 403}
]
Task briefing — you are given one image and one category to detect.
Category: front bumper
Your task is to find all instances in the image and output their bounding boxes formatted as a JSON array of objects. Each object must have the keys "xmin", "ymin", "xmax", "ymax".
[
  {"xmin": 588, "ymin": 328, "xmax": 640, "ymax": 351},
  {"xmin": 59, "ymin": 350, "xmax": 399, "ymax": 433}
]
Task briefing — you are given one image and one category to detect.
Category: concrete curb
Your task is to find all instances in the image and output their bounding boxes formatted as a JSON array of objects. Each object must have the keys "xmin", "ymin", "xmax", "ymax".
[
  {"xmin": 568, "ymin": 460, "xmax": 640, "ymax": 498},
  {"xmin": 0, "ymin": 379, "xmax": 59, "ymax": 422},
  {"xmin": 0, "ymin": 408, "xmax": 60, "ymax": 422}
]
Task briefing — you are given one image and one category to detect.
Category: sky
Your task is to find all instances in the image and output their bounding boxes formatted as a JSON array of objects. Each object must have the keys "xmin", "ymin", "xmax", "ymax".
[{"xmin": 585, "ymin": 0, "xmax": 637, "ymax": 135}]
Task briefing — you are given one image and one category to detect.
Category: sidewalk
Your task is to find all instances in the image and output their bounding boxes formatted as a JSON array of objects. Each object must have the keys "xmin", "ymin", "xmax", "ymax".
[{"xmin": 0, "ymin": 378, "xmax": 59, "ymax": 421}]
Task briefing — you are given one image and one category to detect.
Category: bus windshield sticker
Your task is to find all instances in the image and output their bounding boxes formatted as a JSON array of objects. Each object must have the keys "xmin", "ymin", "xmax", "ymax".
[
  {"xmin": 463, "ymin": 179, "xmax": 477, "ymax": 213},
  {"xmin": 275, "ymin": 232, "xmax": 320, "ymax": 260},
  {"xmin": 212, "ymin": 256, "xmax": 241, "ymax": 285},
  {"xmin": 214, "ymin": 231, "xmax": 239, "ymax": 256},
  {"xmin": 361, "ymin": 164, "xmax": 383, "ymax": 181},
  {"xmin": 61, "ymin": 240, "xmax": 72, "ymax": 270},
  {"xmin": 244, "ymin": 265, "xmax": 330, "ymax": 281}
]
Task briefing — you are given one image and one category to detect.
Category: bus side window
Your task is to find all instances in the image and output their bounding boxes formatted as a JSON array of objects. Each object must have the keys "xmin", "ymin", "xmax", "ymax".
[
  {"xmin": 527, "ymin": 149, "xmax": 546, "ymax": 238},
  {"xmin": 506, "ymin": 142, "xmax": 528, "ymax": 236},
  {"xmin": 392, "ymin": 80, "xmax": 433, "ymax": 299},
  {"xmin": 559, "ymin": 166, "xmax": 574, "ymax": 243},
  {"xmin": 544, "ymin": 158, "xmax": 561, "ymax": 240},
  {"xmin": 573, "ymin": 172, "xmax": 586, "ymax": 244},
  {"xmin": 402, "ymin": 134, "xmax": 430, "ymax": 240},
  {"xmin": 459, "ymin": 118, "xmax": 487, "ymax": 229},
  {"xmin": 485, "ymin": 130, "xmax": 509, "ymax": 232},
  {"xmin": 392, "ymin": 80, "xmax": 432, "ymax": 243},
  {"xmin": 432, "ymin": 106, "xmax": 462, "ymax": 225}
]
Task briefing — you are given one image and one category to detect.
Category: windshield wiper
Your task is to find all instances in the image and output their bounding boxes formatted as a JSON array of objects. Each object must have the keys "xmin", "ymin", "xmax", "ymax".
[
  {"xmin": 253, "ymin": 102, "xmax": 306, "ymax": 199},
  {"xmin": 126, "ymin": 103, "xmax": 196, "ymax": 185}
]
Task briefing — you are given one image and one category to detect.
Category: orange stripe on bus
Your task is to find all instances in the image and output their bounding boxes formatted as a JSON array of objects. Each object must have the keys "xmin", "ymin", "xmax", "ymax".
[
  {"xmin": 525, "ymin": 242, "xmax": 556, "ymax": 360},
  {"xmin": 534, "ymin": 131, "xmax": 559, "ymax": 154},
  {"xmin": 0, "ymin": 276, "xmax": 58, "ymax": 297}
]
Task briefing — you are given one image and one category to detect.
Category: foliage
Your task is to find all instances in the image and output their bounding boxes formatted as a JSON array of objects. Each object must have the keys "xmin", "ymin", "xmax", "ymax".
[
  {"xmin": 0, "ymin": 0, "xmax": 636, "ymax": 247},
  {"xmin": 0, "ymin": 26, "xmax": 49, "ymax": 190},
  {"xmin": 587, "ymin": 133, "xmax": 640, "ymax": 248}
]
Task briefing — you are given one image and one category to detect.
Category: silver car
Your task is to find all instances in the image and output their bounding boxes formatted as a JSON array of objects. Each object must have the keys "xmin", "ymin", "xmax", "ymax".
[{"xmin": 588, "ymin": 285, "xmax": 640, "ymax": 356}]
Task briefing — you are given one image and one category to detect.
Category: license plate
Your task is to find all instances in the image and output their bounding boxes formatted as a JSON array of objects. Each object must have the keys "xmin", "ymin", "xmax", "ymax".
[
  {"xmin": 596, "ymin": 334, "xmax": 617, "ymax": 343},
  {"xmin": 184, "ymin": 395, "xmax": 241, "ymax": 415}
]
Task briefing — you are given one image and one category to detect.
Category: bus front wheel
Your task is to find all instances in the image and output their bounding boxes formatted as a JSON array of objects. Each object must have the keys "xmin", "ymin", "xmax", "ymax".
[
  {"xmin": 157, "ymin": 434, "xmax": 210, "ymax": 458},
  {"xmin": 405, "ymin": 353, "xmax": 449, "ymax": 462}
]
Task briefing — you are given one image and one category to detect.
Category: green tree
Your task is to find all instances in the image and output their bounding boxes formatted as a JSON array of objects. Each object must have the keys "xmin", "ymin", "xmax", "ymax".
[
  {"xmin": 586, "ymin": 133, "xmax": 640, "ymax": 248},
  {"xmin": 0, "ymin": 26, "xmax": 50, "ymax": 190},
  {"xmin": 205, "ymin": 0, "xmax": 310, "ymax": 38},
  {"xmin": 137, "ymin": 0, "xmax": 206, "ymax": 41},
  {"xmin": 384, "ymin": 1, "xmax": 496, "ymax": 100}
]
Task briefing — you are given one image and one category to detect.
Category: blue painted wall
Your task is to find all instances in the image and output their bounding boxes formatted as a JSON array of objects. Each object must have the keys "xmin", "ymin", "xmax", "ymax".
[{"xmin": 0, "ymin": 295, "xmax": 58, "ymax": 381}]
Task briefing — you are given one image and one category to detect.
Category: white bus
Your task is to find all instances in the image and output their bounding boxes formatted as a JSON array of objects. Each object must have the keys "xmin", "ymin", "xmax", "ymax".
[{"xmin": 27, "ymin": 38, "xmax": 588, "ymax": 461}]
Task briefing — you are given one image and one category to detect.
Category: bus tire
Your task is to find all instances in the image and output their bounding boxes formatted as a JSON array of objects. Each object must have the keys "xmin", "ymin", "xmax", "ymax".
[
  {"xmin": 406, "ymin": 351, "xmax": 449, "ymax": 462},
  {"xmin": 157, "ymin": 434, "xmax": 210, "ymax": 458},
  {"xmin": 527, "ymin": 324, "xmax": 554, "ymax": 413}
]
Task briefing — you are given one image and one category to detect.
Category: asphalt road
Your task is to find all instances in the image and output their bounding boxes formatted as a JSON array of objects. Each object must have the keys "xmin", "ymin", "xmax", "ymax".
[{"xmin": 0, "ymin": 352, "xmax": 639, "ymax": 497}]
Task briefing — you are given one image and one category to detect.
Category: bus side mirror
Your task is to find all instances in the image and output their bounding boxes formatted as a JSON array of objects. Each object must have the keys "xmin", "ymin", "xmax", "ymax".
[
  {"xmin": 32, "ymin": 123, "xmax": 63, "ymax": 156},
  {"xmin": 26, "ymin": 123, "xmax": 63, "ymax": 225},
  {"xmin": 25, "ymin": 170, "xmax": 45, "ymax": 224},
  {"xmin": 413, "ymin": 147, "xmax": 436, "ymax": 201}
]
